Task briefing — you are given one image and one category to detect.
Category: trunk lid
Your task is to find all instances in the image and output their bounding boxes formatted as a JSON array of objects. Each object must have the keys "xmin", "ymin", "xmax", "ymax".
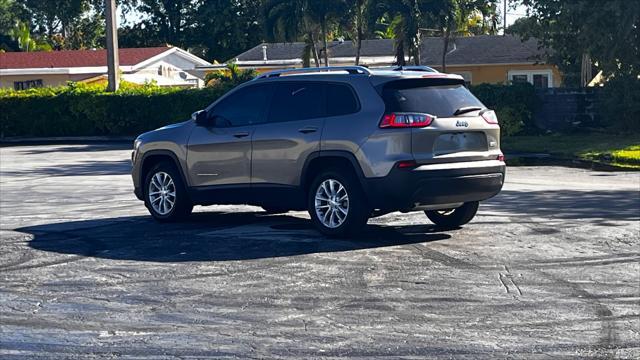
[{"xmin": 380, "ymin": 79, "xmax": 501, "ymax": 164}]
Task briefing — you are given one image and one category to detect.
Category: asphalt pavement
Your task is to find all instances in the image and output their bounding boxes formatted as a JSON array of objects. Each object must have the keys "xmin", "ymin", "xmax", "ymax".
[{"xmin": 1, "ymin": 144, "xmax": 639, "ymax": 359}]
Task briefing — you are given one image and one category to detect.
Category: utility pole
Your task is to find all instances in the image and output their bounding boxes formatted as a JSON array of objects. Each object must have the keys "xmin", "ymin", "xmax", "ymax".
[
  {"xmin": 105, "ymin": 0, "xmax": 119, "ymax": 92},
  {"xmin": 503, "ymin": 0, "xmax": 507, "ymax": 36}
]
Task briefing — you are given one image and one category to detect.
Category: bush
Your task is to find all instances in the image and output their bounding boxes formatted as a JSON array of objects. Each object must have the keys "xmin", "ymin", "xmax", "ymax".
[
  {"xmin": 0, "ymin": 82, "xmax": 233, "ymax": 138},
  {"xmin": 599, "ymin": 76, "xmax": 640, "ymax": 132},
  {"xmin": 469, "ymin": 82, "xmax": 539, "ymax": 136},
  {"xmin": 1, "ymin": 79, "xmax": 541, "ymax": 138}
]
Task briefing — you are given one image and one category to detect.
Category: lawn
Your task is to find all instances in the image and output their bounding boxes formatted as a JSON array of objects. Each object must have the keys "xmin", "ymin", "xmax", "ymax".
[{"xmin": 502, "ymin": 134, "xmax": 640, "ymax": 169}]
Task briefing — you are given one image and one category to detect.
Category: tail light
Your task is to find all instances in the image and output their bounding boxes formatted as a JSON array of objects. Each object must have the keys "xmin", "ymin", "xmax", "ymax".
[
  {"xmin": 379, "ymin": 112, "xmax": 435, "ymax": 128},
  {"xmin": 396, "ymin": 160, "xmax": 418, "ymax": 169},
  {"xmin": 481, "ymin": 109, "xmax": 499, "ymax": 124},
  {"xmin": 497, "ymin": 153, "xmax": 505, "ymax": 162}
]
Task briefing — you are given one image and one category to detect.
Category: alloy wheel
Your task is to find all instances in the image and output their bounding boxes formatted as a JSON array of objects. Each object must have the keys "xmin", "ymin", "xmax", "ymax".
[
  {"xmin": 314, "ymin": 179, "xmax": 349, "ymax": 228},
  {"xmin": 148, "ymin": 171, "xmax": 176, "ymax": 216}
]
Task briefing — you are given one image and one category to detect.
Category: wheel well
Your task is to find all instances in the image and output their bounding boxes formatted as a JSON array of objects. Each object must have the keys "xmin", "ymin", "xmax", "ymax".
[
  {"xmin": 302, "ymin": 156, "xmax": 361, "ymax": 192},
  {"xmin": 140, "ymin": 154, "xmax": 182, "ymax": 186}
]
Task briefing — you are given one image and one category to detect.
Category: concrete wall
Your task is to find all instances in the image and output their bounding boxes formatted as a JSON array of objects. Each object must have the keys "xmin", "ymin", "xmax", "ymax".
[{"xmin": 534, "ymin": 88, "xmax": 603, "ymax": 131}]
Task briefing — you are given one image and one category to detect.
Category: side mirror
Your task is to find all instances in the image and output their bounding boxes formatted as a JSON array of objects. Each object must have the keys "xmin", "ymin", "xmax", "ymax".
[{"xmin": 192, "ymin": 110, "xmax": 209, "ymax": 126}]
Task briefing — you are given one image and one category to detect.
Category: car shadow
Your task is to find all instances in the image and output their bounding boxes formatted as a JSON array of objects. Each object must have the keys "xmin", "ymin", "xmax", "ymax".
[
  {"xmin": 19, "ymin": 211, "xmax": 451, "ymax": 262},
  {"xmin": 14, "ymin": 144, "xmax": 132, "ymax": 154},
  {"xmin": 484, "ymin": 189, "xmax": 640, "ymax": 221},
  {"xmin": 1, "ymin": 159, "xmax": 132, "ymax": 177}
]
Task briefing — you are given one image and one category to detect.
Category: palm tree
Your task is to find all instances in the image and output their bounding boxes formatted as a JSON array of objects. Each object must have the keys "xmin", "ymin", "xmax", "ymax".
[
  {"xmin": 436, "ymin": 0, "xmax": 498, "ymax": 72},
  {"xmin": 345, "ymin": 0, "xmax": 373, "ymax": 65},
  {"xmin": 306, "ymin": 0, "xmax": 347, "ymax": 66},
  {"xmin": 264, "ymin": 0, "xmax": 321, "ymax": 67},
  {"xmin": 372, "ymin": 0, "xmax": 431, "ymax": 66},
  {"xmin": 9, "ymin": 21, "xmax": 51, "ymax": 52}
]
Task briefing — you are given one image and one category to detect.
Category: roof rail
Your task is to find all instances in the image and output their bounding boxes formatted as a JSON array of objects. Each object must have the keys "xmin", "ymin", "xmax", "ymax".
[
  {"xmin": 371, "ymin": 65, "xmax": 439, "ymax": 73},
  {"xmin": 255, "ymin": 66, "xmax": 371, "ymax": 79}
]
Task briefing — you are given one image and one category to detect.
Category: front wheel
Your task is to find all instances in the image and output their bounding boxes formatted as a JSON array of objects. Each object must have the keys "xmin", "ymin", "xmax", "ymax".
[
  {"xmin": 425, "ymin": 201, "xmax": 479, "ymax": 228},
  {"xmin": 144, "ymin": 161, "xmax": 193, "ymax": 222},
  {"xmin": 307, "ymin": 170, "xmax": 369, "ymax": 237}
]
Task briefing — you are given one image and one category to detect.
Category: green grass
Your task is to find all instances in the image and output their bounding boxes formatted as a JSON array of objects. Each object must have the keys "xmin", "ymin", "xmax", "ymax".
[{"xmin": 502, "ymin": 134, "xmax": 640, "ymax": 169}]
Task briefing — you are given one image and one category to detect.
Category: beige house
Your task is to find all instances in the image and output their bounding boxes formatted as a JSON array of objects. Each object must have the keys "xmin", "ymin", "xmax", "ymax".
[
  {"xmin": 203, "ymin": 35, "xmax": 562, "ymax": 88},
  {"xmin": 0, "ymin": 46, "xmax": 212, "ymax": 90}
]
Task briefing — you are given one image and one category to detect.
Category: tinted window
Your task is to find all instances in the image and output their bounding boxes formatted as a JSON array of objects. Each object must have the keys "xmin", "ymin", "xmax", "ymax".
[
  {"xmin": 326, "ymin": 83, "xmax": 360, "ymax": 117},
  {"xmin": 211, "ymin": 84, "xmax": 273, "ymax": 126},
  {"xmin": 382, "ymin": 83, "xmax": 484, "ymax": 117},
  {"xmin": 268, "ymin": 82, "xmax": 325, "ymax": 122}
]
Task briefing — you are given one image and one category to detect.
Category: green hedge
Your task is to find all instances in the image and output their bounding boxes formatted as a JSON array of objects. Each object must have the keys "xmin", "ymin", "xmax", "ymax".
[
  {"xmin": 0, "ymin": 81, "xmax": 539, "ymax": 138},
  {"xmin": 0, "ymin": 83, "xmax": 231, "ymax": 138},
  {"xmin": 469, "ymin": 82, "xmax": 539, "ymax": 136},
  {"xmin": 599, "ymin": 76, "xmax": 640, "ymax": 132}
]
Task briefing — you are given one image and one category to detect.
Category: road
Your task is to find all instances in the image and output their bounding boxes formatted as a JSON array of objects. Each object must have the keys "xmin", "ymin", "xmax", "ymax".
[{"xmin": 1, "ymin": 143, "xmax": 639, "ymax": 359}]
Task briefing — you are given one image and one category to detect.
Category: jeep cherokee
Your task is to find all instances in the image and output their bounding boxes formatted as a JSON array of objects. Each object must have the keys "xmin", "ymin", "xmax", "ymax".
[{"xmin": 131, "ymin": 66, "xmax": 505, "ymax": 236}]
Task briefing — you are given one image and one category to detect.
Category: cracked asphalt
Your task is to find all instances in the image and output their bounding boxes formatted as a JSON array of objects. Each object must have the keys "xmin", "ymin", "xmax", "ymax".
[{"xmin": 1, "ymin": 143, "xmax": 639, "ymax": 359}]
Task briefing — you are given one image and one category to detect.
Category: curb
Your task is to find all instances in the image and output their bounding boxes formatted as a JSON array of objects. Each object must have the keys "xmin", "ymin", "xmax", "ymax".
[
  {"xmin": 0, "ymin": 136, "xmax": 135, "ymax": 146},
  {"xmin": 505, "ymin": 153, "xmax": 638, "ymax": 171}
]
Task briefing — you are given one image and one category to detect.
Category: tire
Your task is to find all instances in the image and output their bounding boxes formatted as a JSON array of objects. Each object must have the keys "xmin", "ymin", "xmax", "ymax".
[
  {"xmin": 307, "ymin": 169, "xmax": 369, "ymax": 237},
  {"xmin": 144, "ymin": 161, "xmax": 193, "ymax": 222},
  {"xmin": 425, "ymin": 201, "xmax": 479, "ymax": 228},
  {"xmin": 262, "ymin": 206, "xmax": 289, "ymax": 214}
]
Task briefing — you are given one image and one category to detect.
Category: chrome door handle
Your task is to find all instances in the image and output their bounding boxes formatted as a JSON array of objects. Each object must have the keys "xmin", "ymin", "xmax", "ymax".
[
  {"xmin": 298, "ymin": 127, "xmax": 318, "ymax": 134},
  {"xmin": 233, "ymin": 132, "xmax": 250, "ymax": 138}
]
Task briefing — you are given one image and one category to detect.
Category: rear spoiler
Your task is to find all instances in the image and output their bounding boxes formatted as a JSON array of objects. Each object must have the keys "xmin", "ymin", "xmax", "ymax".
[{"xmin": 379, "ymin": 75, "xmax": 466, "ymax": 91}]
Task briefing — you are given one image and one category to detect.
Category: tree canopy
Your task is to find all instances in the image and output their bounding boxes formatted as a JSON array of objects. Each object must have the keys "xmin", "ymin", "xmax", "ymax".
[
  {"xmin": 508, "ymin": 0, "xmax": 640, "ymax": 85},
  {"xmin": 0, "ymin": 0, "xmax": 501, "ymax": 63}
]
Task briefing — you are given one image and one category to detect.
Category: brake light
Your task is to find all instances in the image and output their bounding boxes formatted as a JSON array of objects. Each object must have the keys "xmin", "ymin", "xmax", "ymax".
[
  {"xmin": 481, "ymin": 110, "xmax": 499, "ymax": 124},
  {"xmin": 379, "ymin": 113, "xmax": 435, "ymax": 128},
  {"xmin": 397, "ymin": 160, "xmax": 418, "ymax": 169},
  {"xmin": 497, "ymin": 154, "xmax": 505, "ymax": 162}
]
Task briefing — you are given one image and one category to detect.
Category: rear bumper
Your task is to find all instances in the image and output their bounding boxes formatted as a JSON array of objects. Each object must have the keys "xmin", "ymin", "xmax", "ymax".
[{"xmin": 364, "ymin": 160, "xmax": 505, "ymax": 211}]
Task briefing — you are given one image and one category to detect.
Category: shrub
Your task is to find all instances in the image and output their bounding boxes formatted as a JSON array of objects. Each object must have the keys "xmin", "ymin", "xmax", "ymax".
[
  {"xmin": 0, "ymin": 82, "xmax": 232, "ymax": 138},
  {"xmin": 1, "ymin": 79, "xmax": 541, "ymax": 138},
  {"xmin": 469, "ymin": 82, "xmax": 539, "ymax": 136},
  {"xmin": 599, "ymin": 76, "xmax": 640, "ymax": 132},
  {"xmin": 494, "ymin": 106, "xmax": 524, "ymax": 136}
]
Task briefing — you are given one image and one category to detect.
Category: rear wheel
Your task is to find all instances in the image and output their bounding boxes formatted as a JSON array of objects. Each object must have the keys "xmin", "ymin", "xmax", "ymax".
[
  {"xmin": 308, "ymin": 170, "xmax": 369, "ymax": 237},
  {"xmin": 425, "ymin": 201, "xmax": 479, "ymax": 228},
  {"xmin": 144, "ymin": 161, "xmax": 193, "ymax": 222}
]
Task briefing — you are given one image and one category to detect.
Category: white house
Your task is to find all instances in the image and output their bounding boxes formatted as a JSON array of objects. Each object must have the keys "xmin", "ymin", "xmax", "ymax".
[{"xmin": 0, "ymin": 46, "xmax": 212, "ymax": 90}]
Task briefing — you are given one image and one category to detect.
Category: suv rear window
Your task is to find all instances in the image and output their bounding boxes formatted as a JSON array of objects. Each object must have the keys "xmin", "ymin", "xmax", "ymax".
[{"xmin": 382, "ymin": 82, "xmax": 484, "ymax": 117}]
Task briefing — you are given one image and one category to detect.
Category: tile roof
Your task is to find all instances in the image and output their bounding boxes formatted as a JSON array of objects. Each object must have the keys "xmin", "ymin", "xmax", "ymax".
[
  {"xmin": 0, "ymin": 47, "xmax": 172, "ymax": 69},
  {"xmin": 233, "ymin": 35, "xmax": 545, "ymax": 65}
]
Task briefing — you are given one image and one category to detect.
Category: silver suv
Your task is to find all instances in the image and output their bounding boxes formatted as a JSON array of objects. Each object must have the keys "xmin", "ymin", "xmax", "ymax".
[{"xmin": 131, "ymin": 66, "xmax": 505, "ymax": 236}]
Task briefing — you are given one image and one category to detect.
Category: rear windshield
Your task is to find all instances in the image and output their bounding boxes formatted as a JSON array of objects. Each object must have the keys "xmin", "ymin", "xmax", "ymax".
[{"xmin": 382, "ymin": 83, "xmax": 484, "ymax": 117}]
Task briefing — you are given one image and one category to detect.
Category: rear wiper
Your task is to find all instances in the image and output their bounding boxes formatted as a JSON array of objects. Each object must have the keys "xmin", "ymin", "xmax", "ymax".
[{"xmin": 453, "ymin": 106, "xmax": 483, "ymax": 116}]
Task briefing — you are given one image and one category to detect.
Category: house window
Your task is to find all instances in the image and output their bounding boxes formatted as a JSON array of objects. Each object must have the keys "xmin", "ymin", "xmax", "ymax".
[
  {"xmin": 508, "ymin": 70, "xmax": 553, "ymax": 88},
  {"xmin": 14, "ymin": 79, "xmax": 43, "ymax": 91}
]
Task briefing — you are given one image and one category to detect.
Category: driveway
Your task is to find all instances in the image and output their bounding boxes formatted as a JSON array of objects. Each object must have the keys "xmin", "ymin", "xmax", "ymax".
[{"xmin": 1, "ymin": 144, "xmax": 639, "ymax": 358}]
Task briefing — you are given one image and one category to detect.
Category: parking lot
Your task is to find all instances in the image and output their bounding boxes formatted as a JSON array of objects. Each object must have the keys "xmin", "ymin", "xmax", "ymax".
[{"xmin": 1, "ymin": 143, "xmax": 639, "ymax": 358}]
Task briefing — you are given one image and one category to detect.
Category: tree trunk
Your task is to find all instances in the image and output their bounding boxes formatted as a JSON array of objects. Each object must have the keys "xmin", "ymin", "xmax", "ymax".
[
  {"xmin": 321, "ymin": 17, "xmax": 329, "ymax": 67},
  {"xmin": 355, "ymin": 22, "xmax": 363, "ymax": 65},
  {"xmin": 413, "ymin": 33, "xmax": 421, "ymax": 65},
  {"xmin": 395, "ymin": 40, "xmax": 406, "ymax": 66},
  {"xmin": 442, "ymin": 26, "xmax": 450, "ymax": 73},
  {"xmin": 309, "ymin": 31, "xmax": 320, "ymax": 67}
]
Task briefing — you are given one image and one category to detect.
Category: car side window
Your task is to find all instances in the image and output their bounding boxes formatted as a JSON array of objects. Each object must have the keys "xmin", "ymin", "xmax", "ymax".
[
  {"xmin": 326, "ymin": 83, "xmax": 360, "ymax": 117},
  {"xmin": 268, "ymin": 82, "xmax": 325, "ymax": 123},
  {"xmin": 210, "ymin": 84, "xmax": 273, "ymax": 127}
]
